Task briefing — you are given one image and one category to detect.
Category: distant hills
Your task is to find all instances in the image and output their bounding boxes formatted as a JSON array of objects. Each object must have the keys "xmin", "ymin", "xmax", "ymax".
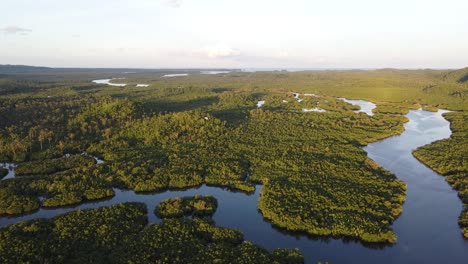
[
  {"xmin": 1, "ymin": 65, "xmax": 467, "ymax": 82},
  {"xmin": 432, "ymin": 67, "xmax": 468, "ymax": 83},
  {"xmin": 0, "ymin": 65, "xmax": 240, "ymax": 75},
  {"xmin": 0, "ymin": 64, "xmax": 52, "ymax": 73},
  {"xmin": 444, "ymin": 67, "xmax": 468, "ymax": 83}
]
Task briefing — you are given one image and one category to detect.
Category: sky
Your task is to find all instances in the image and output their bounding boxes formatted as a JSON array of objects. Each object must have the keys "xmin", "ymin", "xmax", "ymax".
[{"xmin": 1, "ymin": 0, "xmax": 468, "ymax": 69}]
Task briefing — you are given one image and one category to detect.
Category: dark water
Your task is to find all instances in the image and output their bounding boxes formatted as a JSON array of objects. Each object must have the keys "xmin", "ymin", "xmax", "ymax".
[
  {"xmin": 362, "ymin": 109, "xmax": 468, "ymax": 263},
  {"xmin": 1, "ymin": 109, "xmax": 466, "ymax": 263}
]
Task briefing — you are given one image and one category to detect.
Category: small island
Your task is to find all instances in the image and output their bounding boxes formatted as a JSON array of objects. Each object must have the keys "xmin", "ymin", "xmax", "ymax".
[{"xmin": 155, "ymin": 195, "xmax": 218, "ymax": 218}]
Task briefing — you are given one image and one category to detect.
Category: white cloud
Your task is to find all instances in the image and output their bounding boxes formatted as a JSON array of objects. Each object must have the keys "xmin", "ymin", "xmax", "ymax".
[
  {"xmin": 161, "ymin": 0, "xmax": 183, "ymax": 8},
  {"xmin": 205, "ymin": 45, "xmax": 240, "ymax": 59},
  {"xmin": 1, "ymin": 26, "xmax": 32, "ymax": 35}
]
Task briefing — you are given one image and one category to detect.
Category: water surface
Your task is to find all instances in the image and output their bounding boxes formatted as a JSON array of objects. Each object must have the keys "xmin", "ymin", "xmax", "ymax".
[
  {"xmin": 92, "ymin": 78, "xmax": 127, "ymax": 87},
  {"xmin": 0, "ymin": 162, "xmax": 16, "ymax": 180},
  {"xmin": 338, "ymin": 98, "xmax": 376, "ymax": 116},
  {"xmin": 302, "ymin": 108, "xmax": 327, "ymax": 113},
  {"xmin": 161, "ymin": 73, "xmax": 188, "ymax": 77},
  {"xmin": 200, "ymin": 71, "xmax": 231, "ymax": 75}
]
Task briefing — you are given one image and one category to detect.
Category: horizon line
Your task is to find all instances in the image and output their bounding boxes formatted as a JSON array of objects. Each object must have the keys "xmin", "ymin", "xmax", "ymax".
[{"xmin": 0, "ymin": 64, "xmax": 464, "ymax": 71}]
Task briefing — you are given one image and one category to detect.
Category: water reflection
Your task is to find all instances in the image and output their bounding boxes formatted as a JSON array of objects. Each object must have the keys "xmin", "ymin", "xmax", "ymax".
[{"xmin": 338, "ymin": 98, "xmax": 376, "ymax": 116}]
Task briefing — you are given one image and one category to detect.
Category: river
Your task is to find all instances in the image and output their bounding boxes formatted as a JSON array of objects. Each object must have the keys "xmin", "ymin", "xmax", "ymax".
[
  {"xmin": 1, "ymin": 102, "xmax": 466, "ymax": 263},
  {"xmin": 338, "ymin": 98, "xmax": 376, "ymax": 116},
  {"xmin": 92, "ymin": 78, "xmax": 127, "ymax": 87}
]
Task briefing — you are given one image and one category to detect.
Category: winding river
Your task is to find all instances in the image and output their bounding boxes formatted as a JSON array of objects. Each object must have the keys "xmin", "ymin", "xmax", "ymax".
[
  {"xmin": 1, "ymin": 101, "xmax": 467, "ymax": 263},
  {"xmin": 338, "ymin": 98, "xmax": 376, "ymax": 116}
]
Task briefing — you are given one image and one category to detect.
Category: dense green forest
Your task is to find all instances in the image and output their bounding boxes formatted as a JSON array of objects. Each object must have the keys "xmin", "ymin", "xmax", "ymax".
[
  {"xmin": 15, "ymin": 155, "xmax": 96, "ymax": 176},
  {"xmin": 155, "ymin": 195, "xmax": 218, "ymax": 218},
  {"xmin": 0, "ymin": 94, "xmax": 408, "ymax": 242},
  {"xmin": 0, "ymin": 202, "xmax": 304, "ymax": 263},
  {"xmin": 0, "ymin": 67, "xmax": 467, "ymax": 258}
]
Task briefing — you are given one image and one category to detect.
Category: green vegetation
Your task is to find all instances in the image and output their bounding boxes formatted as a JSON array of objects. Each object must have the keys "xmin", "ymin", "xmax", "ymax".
[
  {"xmin": 0, "ymin": 93, "xmax": 408, "ymax": 242},
  {"xmin": 0, "ymin": 66, "xmax": 467, "ymax": 249},
  {"xmin": 116, "ymin": 218, "xmax": 303, "ymax": 264},
  {"xmin": 0, "ymin": 202, "xmax": 304, "ymax": 264},
  {"xmin": 0, "ymin": 203, "xmax": 148, "ymax": 263},
  {"xmin": 247, "ymin": 110, "xmax": 406, "ymax": 243},
  {"xmin": 15, "ymin": 155, "xmax": 95, "ymax": 176},
  {"xmin": 0, "ymin": 167, "xmax": 114, "ymax": 214},
  {"xmin": 422, "ymin": 105, "xmax": 438, "ymax": 112},
  {"xmin": 155, "ymin": 195, "xmax": 218, "ymax": 218},
  {"xmin": 0, "ymin": 194, "xmax": 39, "ymax": 215},
  {"xmin": 413, "ymin": 111, "xmax": 468, "ymax": 238}
]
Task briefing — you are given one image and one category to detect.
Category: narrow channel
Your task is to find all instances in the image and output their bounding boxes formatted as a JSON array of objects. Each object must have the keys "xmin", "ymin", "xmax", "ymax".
[{"xmin": 362, "ymin": 109, "xmax": 468, "ymax": 263}]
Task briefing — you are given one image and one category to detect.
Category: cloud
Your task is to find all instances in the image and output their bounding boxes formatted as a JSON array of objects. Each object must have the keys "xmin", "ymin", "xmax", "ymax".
[
  {"xmin": 205, "ymin": 45, "xmax": 240, "ymax": 59},
  {"xmin": 161, "ymin": 0, "xmax": 183, "ymax": 8},
  {"xmin": 1, "ymin": 26, "xmax": 32, "ymax": 35}
]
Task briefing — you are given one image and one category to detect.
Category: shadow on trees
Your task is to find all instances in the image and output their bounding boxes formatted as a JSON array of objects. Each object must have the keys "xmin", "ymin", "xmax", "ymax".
[{"xmin": 143, "ymin": 96, "xmax": 219, "ymax": 113}]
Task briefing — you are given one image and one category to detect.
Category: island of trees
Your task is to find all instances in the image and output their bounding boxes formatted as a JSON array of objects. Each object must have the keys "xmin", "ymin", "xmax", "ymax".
[
  {"xmin": 0, "ymin": 202, "xmax": 304, "ymax": 263},
  {"xmin": 155, "ymin": 195, "xmax": 218, "ymax": 218}
]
